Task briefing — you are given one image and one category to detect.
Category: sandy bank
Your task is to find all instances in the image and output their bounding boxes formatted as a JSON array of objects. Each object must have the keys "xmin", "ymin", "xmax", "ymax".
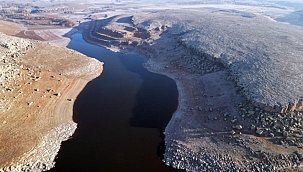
[{"xmin": 0, "ymin": 28, "xmax": 103, "ymax": 171}]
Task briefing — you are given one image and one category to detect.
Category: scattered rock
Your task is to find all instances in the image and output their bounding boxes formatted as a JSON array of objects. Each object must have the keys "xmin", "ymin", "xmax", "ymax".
[
  {"xmin": 6, "ymin": 88, "xmax": 13, "ymax": 92},
  {"xmin": 256, "ymin": 129, "xmax": 263, "ymax": 135},
  {"xmin": 235, "ymin": 125, "xmax": 243, "ymax": 130},
  {"xmin": 248, "ymin": 111, "xmax": 255, "ymax": 115},
  {"xmin": 54, "ymin": 93, "xmax": 61, "ymax": 97}
]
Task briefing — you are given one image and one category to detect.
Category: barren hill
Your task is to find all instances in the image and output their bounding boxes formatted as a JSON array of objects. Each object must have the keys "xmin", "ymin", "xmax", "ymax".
[
  {"xmin": 80, "ymin": 9, "xmax": 303, "ymax": 171},
  {"xmin": 86, "ymin": 10, "xmax": 303, "ymax": 113},
  {"xmin": 0, "ymin": 31, "xmax": 103, "ymax": 171}
]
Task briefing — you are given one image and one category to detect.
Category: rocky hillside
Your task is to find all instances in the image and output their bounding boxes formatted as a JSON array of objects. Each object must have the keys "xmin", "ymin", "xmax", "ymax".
[
  {"xmin": 0, "ymin": 32, "xmax": 103, "ymax": 171},
  {"xmin": 80, "ymin": 10, "xmax": 303, "ymax": 171},
  {"xmin": 85, "ymin": 9, "xmax": 303, "ymax": 113},
  {"xmin": 130, "ymin": 9, "xmax": 303, "ymax": 113}
]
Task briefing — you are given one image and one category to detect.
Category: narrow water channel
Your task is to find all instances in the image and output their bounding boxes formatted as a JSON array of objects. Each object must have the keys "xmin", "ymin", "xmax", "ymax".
[{"xmin": 50, "ymin": 33, "xmax": 179, "ymax": 171}]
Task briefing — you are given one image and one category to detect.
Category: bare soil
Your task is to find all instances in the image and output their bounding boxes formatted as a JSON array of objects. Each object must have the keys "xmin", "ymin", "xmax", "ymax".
[
  {"xmin": 0, "ymin": 20, "xmax": 25, "ymax": 36},
  {"xmin": 13, "ymin": 25, "xmax": 74, "ymax": 47},
  {"xmin": 0, "ymin": 22, "xmax": 103, "ymax": 171}
]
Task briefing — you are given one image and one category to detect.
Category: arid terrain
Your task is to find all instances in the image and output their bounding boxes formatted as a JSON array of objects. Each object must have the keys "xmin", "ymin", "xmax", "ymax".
[
  {"xmin": 0, "ymin": 21, "xmax": 103, "ymax": 171},
  {"xmin": 1, "ymin": 0, "xmax": 303, "ymax": 171},
  {"xmin": 76, "ymin": 2, "xmax": 303, "ymax": 171}
]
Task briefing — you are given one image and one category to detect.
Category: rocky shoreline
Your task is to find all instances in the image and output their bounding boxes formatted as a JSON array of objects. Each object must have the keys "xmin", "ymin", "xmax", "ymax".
[
  {"xmin": 1, "ymin": 123, "xmax": 76, "ymax": 172},
  {"xmin": 0, "ymin": 0, "xmax": 302, "ymax": 170},
  {"xmin": 0, "ymin": 30, "xmax": 103, "ymax": 171},
  {"xmin": 79, "ymin": 11, "xmax": 303, "ymax": 171}
]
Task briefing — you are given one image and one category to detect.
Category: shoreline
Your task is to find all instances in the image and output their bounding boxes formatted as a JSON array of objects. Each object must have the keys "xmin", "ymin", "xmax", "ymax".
[
  {"xmin": 5, "ymin": 9, "xmax": 303, "ymax": 170},
  {"xmin": 1, "ymin": 76, "xmax": 99, "ymax": 171},
  {"xmin": 79, "ymin": 22, "xmax": 243, "ymax": 170},
  {"xmin": 0, "ymin": 27, "xmax": 103, "ymax": 171},
  {"xmin": 79, "ymin": 14, "xmax": 303, "ymax": 170},
  {"xmin": 141, "ymin": 56, "xmax": 243, "ymax": 170}
]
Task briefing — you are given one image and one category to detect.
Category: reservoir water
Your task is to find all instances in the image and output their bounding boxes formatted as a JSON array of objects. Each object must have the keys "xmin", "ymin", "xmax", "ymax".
[{"xmin": 50, "ymin": 33, "xmax": 179, "ymax": 171}]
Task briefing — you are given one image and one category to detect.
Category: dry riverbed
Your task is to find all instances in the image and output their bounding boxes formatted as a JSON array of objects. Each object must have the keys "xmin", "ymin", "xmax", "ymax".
[{"xmin": 0, "ymin": 22, "xmax": 103, "ymax": 171}]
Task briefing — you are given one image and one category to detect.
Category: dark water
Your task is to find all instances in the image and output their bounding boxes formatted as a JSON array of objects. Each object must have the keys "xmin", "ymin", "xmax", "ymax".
[{"xmin": 50, "ymin": 34, "xmax": 179, "ymax": 172}]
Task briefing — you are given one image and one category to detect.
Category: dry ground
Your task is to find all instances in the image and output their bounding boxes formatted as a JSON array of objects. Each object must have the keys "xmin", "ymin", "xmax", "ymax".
[
  {"xmin": 0, "ymin": 20, "xmax": 25, "ymax": 36},
  {"xmin": 0, "ymin": 21, "xmax": 103, "ymax": 171},
  {"xmin": 14, "ymin": 27, "xmax": 73, "ymax": 47},
  {"xmin": 80, "ymin": 13, "xmax": 303, "ymax": 171}
]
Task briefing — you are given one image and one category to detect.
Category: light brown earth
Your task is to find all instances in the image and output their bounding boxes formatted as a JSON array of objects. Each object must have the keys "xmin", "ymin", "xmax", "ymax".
[
  {"xmin": 0, "ymin": 20, "xmax": 25, "ymax": 36},
  {"xmin": 14, "ymin": 27, "xmax": 73, "ymax": 47},
  {"xmin": 0, "ymin": 21, "xmax": 103, "ymax": 171}
]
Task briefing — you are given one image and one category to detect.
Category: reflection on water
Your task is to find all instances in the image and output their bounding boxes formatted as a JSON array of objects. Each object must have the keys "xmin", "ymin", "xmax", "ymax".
[{"xmin": 50, "ymin": 34, "xmax": 179, "ymax": 172}]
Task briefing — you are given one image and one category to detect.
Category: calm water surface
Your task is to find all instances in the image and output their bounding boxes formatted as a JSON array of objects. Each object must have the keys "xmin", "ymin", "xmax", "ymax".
[{"xmin": 50, "ymin": 34, "xmax": 179, "ymax": 172}]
